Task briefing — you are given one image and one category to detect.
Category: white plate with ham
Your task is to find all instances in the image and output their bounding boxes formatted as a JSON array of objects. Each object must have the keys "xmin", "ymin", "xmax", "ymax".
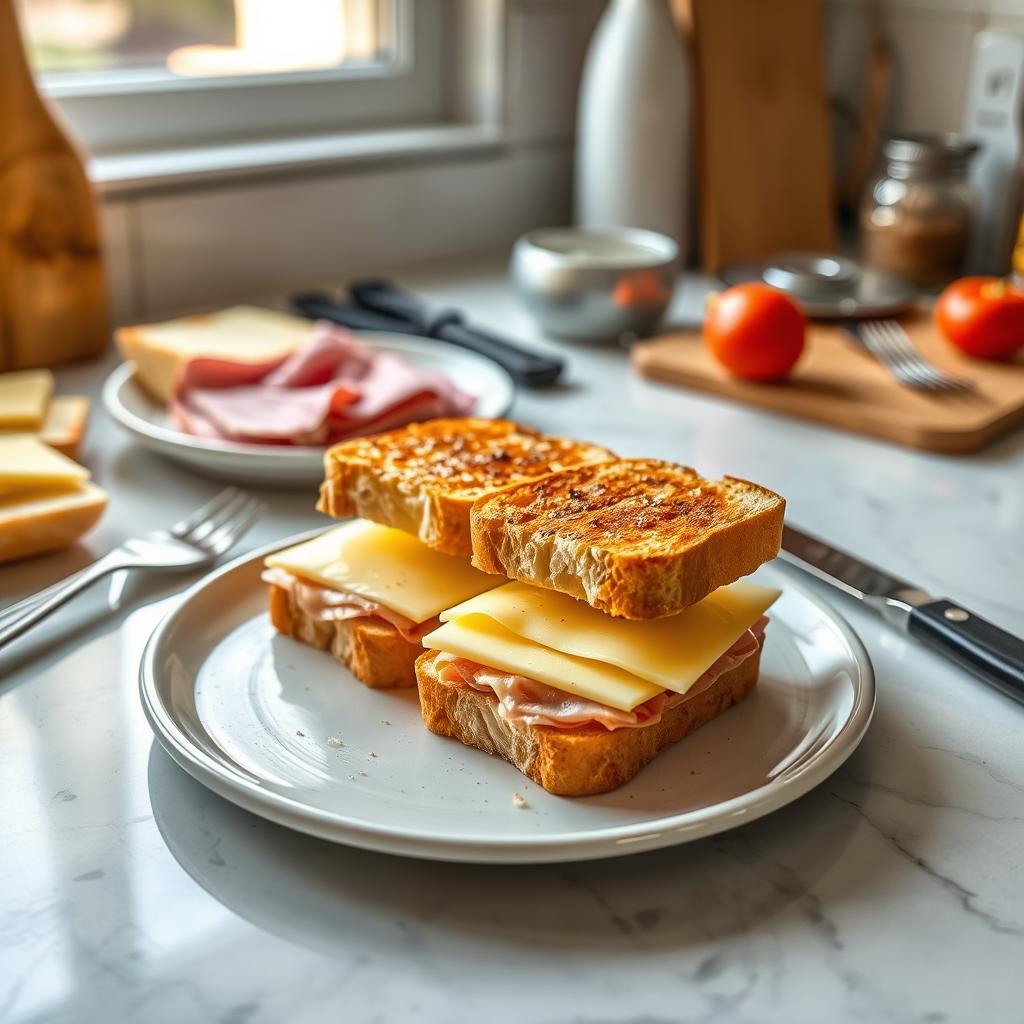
[
  {"xmin": 140, "ymin": 532, "xmax": 875, "ymax": 864},
  {"xmin": 103, "ymin": 329, "xmax": 515, "ymax": 487}
]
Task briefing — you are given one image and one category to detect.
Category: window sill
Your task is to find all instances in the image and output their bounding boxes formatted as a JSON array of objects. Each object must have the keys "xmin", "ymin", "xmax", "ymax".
[{"xmin": 91, "ymin": 123, "xmax": 507, "ymax": 199}]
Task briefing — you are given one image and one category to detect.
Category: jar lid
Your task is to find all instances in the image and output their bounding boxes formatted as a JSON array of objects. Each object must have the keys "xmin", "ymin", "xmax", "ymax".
[{"xmin": 883, "ymin": 133, "xmax": 979, "ymax": 177}]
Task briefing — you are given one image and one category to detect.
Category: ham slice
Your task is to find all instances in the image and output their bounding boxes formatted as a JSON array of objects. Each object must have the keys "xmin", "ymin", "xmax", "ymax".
[
  {"xmin": 171, "ymin": 321, "xmax": 475, "ymax": 446},
  {"xmin": 435, "ymin": 617, "xmax": 768, "ymax": 732},
  {"xmin": 263, "ymin": 567, "xmax": 437, "ymax": 643}
]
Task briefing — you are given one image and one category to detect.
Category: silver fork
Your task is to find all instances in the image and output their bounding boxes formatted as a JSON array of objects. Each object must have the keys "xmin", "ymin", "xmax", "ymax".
[
  {"xmin": 0, "ymin": 487, "xmax": 265, "ymax": 651},
  {"xmin": 846, "ymin": 319, "xmax": 974, "ymax": 393}
]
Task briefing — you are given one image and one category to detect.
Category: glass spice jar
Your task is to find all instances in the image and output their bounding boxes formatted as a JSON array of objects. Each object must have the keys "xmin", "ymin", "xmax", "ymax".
[{"xmin": 860, "ymin": 134, "xmax": 979, "ymax": 288}]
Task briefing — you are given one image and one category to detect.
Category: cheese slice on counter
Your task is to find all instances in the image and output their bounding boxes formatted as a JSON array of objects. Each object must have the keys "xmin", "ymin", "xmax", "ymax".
[
  {"xmin": 440, "ymin": 580, "xmax": 779, "ymax": 694},
  {"xmin": 0, "ymin": 482, "xmax": 107, "ymax": 564},
  {"xmin": 116, "ymin": 306, "xmax": 311, "ymax": 403},
  {"xmin": 0, "ymin": 435, "xmax": 90, "ymax": 497},
  {"xmin": 422, "ymin": 613, "xmax": 663, "ymax": 712},
  {"xmin": 0, "ymin": 369, "xmax": 54, "ymax": 430},
  {"xmin": 0, "ymin": 396, "xmax": 91, "ymax": 459},
  {"xmin": 266, "ymin": 519, "xmax": 502, "ymax": 623}
]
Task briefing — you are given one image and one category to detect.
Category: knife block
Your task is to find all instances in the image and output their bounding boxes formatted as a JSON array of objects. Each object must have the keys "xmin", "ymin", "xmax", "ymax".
[{"xmin": 0, "ymin": 2, "xmax": 109, "ymax": 370}]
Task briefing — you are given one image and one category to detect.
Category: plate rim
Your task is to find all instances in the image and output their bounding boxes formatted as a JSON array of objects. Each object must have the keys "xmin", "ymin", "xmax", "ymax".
[
  {"xmin": 140, "ymin": 532, "xmax": 875, "ymax": 864},
  {"xmin": 102, "ymin": 332, "xmax": 516, "ymax": 463}
]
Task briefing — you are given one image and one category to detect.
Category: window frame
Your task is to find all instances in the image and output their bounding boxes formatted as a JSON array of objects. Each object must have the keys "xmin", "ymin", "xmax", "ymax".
[{"xmin": 33, "ymin": 0, "xmax": 471, "ymax": 158}]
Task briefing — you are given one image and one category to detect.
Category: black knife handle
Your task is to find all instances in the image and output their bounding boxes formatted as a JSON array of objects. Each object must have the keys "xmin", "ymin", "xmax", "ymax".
[
  {"xmin": 432, "ymin": 314, "xmax": 564, "ymax": 387},
  {"xmin": 908, "ymin": 600, "xmax": 1024, "ymax": 705},
  {"xmin": 352, "ymin": 279, "xmax": 564, "ymax": 388},
  {"xmin": 350, "ymin": 279, "xmax": 427, "ymax": 330}
]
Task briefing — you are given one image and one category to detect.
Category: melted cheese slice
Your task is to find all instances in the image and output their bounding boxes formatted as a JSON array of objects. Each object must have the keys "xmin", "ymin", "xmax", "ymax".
[
  {"xmin": 440, "ymin": 580, "xmax": 780, "ymax": 694},
  {"xmin": 0, "ymin": 369, "xmax": 54, "ymax": 430},
  {"xmin": 422, "ymin": 614, "xmax": 663, "ymax": 712},
  {"xmin": 0, "ymin": 435, "xmax": 90, "ymax": 497},
  {"xmin": 266, "ymin": 519, "xmax": 501, "ymax": 623}
]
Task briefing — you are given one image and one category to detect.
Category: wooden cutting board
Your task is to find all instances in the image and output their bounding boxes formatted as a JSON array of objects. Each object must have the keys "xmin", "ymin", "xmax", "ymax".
[
  {"xmin": 683, "ymin": 0, "xmax": 836, "ymax": 270},
  {"xmin": 632, "ymin": 311, "xmax": 1024, "ymax": 453}
]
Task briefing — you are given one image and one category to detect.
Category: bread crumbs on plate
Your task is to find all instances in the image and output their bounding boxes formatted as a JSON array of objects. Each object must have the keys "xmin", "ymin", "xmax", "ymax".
[
  {"xmin": 326, "ymin": 736, "xmax": 343, "ymax": 748},
  {"xmin": 512, "ymin": 792, "xmax": 528, "ymax": 809}
]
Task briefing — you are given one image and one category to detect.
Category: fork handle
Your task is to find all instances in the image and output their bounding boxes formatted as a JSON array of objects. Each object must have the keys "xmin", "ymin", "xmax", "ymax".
[{"xmin": 0, "ymin": 553, "xmax": 125, "ymax": 651}]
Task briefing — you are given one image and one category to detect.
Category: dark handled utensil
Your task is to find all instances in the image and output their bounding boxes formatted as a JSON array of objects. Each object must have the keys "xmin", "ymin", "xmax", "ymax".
[
  {"xmin": 780, "ymin": 523, "xmax": 1024, "ymax": 705},
  {"xmin": 292, "ymin": 280, "xmax": 565, "ymax": 388}
]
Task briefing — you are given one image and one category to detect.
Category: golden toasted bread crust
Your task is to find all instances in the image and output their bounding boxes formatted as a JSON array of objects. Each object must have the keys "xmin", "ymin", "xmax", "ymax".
[
  {"xmin": 416, "ymin": 644, "xmax": 762, "ymax": 796},
  {"xmin": 317, "ymin": 418, "xmax": 613, "ymax": 555},
  {"xmin": 269, "ymin": 584, "xmax": 418, "ymax": 689},
  {"xmin": 470, "ymin": 458, "xmax": 785, "ymax": 618}
]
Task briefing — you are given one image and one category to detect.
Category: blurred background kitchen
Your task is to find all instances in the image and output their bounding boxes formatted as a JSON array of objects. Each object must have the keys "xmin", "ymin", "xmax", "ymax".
[{"xmin": 7, "ymin": 0, "xmax": 1023, "ymax": 325}]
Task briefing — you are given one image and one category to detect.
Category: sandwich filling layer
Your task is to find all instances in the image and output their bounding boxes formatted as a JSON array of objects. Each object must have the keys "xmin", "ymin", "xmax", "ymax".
[
  {"xmin": 421, "ymin": 580, "xmax": 779, "ymax": 729},
  {"xmin": 264, "ymin": 518, "xmax": 501, "ymax": 643},
  {"xmin": 262, "ymin": 566, "xmax": 436, "ymax": 642},
  {"xmin": 433, "ymin": 617, "xmax": 766, "ymax": 731}
]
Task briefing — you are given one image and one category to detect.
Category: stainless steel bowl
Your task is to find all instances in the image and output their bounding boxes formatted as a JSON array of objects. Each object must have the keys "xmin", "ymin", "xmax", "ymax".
[{"xmin": 511, "ymin": 227, "xmax": 679, "ymax": 343}]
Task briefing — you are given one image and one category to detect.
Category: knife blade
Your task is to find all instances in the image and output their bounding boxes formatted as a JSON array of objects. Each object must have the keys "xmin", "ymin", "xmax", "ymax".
[{"xmin": 780, "ymin": 523, "xmax": 1024, "ymax": 705}]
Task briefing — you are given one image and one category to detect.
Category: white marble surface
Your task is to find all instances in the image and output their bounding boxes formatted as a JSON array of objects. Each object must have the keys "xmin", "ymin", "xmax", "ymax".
[{"xmin": 1, "ymin": 253, "xmax": 1022, "ymax": 1024}]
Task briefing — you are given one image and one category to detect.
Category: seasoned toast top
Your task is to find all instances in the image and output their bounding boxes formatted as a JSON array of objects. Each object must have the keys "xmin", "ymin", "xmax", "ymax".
[
  {"xmin": 318, "ymin": 418, "xmax": 614, "ymax": 555},
  {"xmin": 470, "ymin": 458, "xmax": 785, "ymax": 618}
]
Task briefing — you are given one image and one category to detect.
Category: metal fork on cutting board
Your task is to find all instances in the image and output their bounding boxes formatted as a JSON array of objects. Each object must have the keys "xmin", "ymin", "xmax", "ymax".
[
  {"xmin": 842, "ymin": 318, "xmax": 974, "ymax": 393},
  {"xmin": 0, "ymin": 487, "xmax": 265, "ymax": 651}
]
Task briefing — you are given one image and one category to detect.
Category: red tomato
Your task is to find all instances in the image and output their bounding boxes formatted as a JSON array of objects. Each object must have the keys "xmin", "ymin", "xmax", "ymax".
[
  {"xmin": 703, "ymin": 284, "xmax": 805, "ymax": 382},
  {"xmin": 935, "ymin": 277, "xmax": 1024, "ymax": 361}
]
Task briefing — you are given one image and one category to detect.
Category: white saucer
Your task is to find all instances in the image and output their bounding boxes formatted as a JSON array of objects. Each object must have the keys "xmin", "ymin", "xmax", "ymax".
[
  {"xmin": 103, "ymin": 333, "xmax": 516, "ymax": 488},
  {"xmin": 139, "ymin": 533, "xmax": 874, "ymax": 864}
]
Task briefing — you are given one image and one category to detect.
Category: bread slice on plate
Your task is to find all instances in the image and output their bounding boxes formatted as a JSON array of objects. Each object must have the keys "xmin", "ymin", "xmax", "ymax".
[
  {"xmin": 416, "ymin": 643, "xmax": 762, "ymax": 797},
  {"xmin": 269, "ymin": 582, "xmax": 419, "ymax": 689},
  {"xmin": 318, "ymin": 418, "xmax": 613, "ymax": 556},
  {"xmin": 470, "ymin": 458, "xmax": 785, "ymax": 619}
]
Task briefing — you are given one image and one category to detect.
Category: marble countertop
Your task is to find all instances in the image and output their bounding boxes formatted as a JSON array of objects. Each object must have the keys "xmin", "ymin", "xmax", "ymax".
[{"xmin": 2, "ymin": 254, "xmax": 1022, "ymax": 1024}]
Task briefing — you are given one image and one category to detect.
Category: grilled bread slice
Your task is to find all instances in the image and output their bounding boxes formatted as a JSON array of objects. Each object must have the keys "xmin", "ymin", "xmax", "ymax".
[
  {"xmin": 318, "ymin": 418, "xmax": 613, "ymax": 556},
  {"xmin": 269, "ymin": 583, "xmax": 419, "ymax": 688},
  {"xmin": 470, "ymin": 458, "xmax": 785, "ymax": 619},
  {"xmin": 416, "ymin": 642, "xmax": 762, "ymax": 797}
]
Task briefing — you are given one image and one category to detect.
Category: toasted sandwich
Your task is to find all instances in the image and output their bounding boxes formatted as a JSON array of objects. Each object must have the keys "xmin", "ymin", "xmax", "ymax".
[
  {"xmin": 268, "ymin": 418, "xmax": 612, "ymax": 688},
  {"xmin": 416, "ymin": 459, "xmax": 786, "ymax": 795},
  {"xmin": 317, "ymin": 417, "xmax": 613, "ymax": 555}
]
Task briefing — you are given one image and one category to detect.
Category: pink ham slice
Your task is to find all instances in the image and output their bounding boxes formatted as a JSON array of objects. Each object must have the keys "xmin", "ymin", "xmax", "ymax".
[
  {"xmin": 435, "ymin": 617, "xmax": 768, "ymax": 732},
  {"xmin": 263, "ymin": 567, "xmax": 437, "ymax": 643},
  {"xmin": 171, "ymin": 321, "xmax": 475, "ymax": 446}
]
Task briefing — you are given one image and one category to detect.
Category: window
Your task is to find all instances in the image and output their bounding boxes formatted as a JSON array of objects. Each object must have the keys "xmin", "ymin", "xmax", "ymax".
[
  {"xmin": 19, "ymin": 0, "xmax": 393, "ymax": 83},
  {"xmin": 14, "ymin": 0, "xmax": 483, "ymax": 163}
]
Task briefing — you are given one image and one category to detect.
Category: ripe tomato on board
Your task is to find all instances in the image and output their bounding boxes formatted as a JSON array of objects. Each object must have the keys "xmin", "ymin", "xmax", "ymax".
[
  {"xmin": 703, "ymin": 283, "xmax": 806, "ymax": 382},
  {"xmin": 934, "ymin": 277, "xmax": 1024, "ymax": 362}
]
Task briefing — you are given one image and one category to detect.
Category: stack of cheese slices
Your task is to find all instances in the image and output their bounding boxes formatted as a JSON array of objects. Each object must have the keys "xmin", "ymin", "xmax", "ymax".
[{"xmin": 264, "ymin": 418, "xmax": 786, "ymax": 796}]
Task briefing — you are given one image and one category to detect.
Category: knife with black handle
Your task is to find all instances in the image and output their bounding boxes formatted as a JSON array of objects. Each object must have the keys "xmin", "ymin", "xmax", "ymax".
[
  {"xmin": 292, "ymin": 282, "xmax": 565, "ymax": 387},
  {"xmin": 780, "ymin": 524, "xmax": 1024, "ymax": 705},
  {"xmin": 351, "ymin": 279, "xmax": 565, "ymax": 388}
]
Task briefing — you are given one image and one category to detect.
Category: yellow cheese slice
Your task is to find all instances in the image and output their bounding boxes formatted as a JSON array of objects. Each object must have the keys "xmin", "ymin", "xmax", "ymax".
[
  {"xmin": 266, "ymin": 519, "xmax": 501, "ymax": 623},
  {"xmin": 116, "ymin": 306, "xmax": 311, "ymax": 403},
  {"xmin": 0, "ymin": 369, "xmax": 54, "ymax": 430},
  {"xmin": 422, "ymin": 613, "xmax": 663, "ymax": 712},
  {"xmin": 0, "ymin": 481, "xmax": 107, "ymax": 564},
  {"xmin": 0, "ymin": 435, "xmax": 90, "ymax": 498},
  {"xmin": 440, "ymin": 580, "xmax": 780, "ymax": 694}
]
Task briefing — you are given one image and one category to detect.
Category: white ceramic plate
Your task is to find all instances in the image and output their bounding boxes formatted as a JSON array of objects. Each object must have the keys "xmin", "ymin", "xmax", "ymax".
[
  {"xmin": 140, "ymin": 533, "xmax": 874, "ymax": 864},
  {"xmin": 103, "ymin": 333, "xmax": 516, "ymax": 487}
]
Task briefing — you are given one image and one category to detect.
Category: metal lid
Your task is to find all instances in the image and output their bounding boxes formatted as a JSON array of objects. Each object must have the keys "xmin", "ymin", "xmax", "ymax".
[{"xmin": 882, "ymin": 133, "xmax": 979, "ymax": 178}]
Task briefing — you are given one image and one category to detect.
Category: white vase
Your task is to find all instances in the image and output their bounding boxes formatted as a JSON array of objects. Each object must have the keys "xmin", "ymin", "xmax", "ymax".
[{"xmin": 575, "ymin": 0, "xmax": 692, "ymax": 256}]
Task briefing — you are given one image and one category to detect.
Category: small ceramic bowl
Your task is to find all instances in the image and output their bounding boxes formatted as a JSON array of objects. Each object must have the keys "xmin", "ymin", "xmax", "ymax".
[{"xmin": 511, "ymin": 227, "xmax": 678, "ymax": 343}]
